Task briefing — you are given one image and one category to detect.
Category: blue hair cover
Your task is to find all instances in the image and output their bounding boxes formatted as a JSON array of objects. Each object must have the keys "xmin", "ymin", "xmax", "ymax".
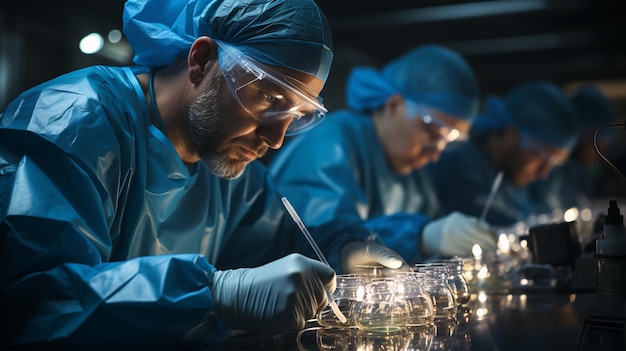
[
  {"xmin": 571, "ymin": 84, "xmax": 617, "ymax": 129},
  {"xmin": 123, "ymin": 0, "xmax": 333, "ymax": 82},
  {"xmin": 472, "ymin": 81, "xmax": 578, "ymax": 149},
  {"xmin": 346, "ymin": 44, "xmax": 479, "ymax": 120}
]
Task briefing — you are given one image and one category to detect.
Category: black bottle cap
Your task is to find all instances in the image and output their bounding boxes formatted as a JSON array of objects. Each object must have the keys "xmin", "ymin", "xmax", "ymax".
[{"xmin": 605, "ymin": 200, "xmax": 624, "ymax": 225}]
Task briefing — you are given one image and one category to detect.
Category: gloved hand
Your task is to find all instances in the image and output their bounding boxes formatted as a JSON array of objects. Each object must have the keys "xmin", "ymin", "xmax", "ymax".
[
  {"xmin": 340, "ymin": 241, "xmax": 412, "ymax": 276},
  {"xmin": 422, "ymin": 211, "xmax": 497, "ymax": 256},
  {"xmin": 210, "ymin": 253, "xmax": 336, "ymax": 332}
]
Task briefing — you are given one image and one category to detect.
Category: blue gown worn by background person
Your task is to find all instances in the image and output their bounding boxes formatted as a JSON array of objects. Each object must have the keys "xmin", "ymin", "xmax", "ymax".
[
  {"xmin": 0, "ymin": 67, "xmax": 371, "ymax": 347},
  {"xmin": 269, "ymin": 112, "xmax": 438, "ymax": 264},
  {"xmin": 423, "ymin": 140, "xmax": 532, "ymax": 227},
  {"xmin": 269, "ymin": 44, "xmax": 480, "ymax": 264}
]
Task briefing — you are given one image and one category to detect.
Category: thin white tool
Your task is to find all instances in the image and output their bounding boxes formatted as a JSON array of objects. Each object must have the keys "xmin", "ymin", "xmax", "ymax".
[
  {"xmin": 281, "ymin": 197, "xmax": 347, "ymax": 323},
  {"xmin": 479, "ymin": 170, "xmax": 504, "ymax": 223}
]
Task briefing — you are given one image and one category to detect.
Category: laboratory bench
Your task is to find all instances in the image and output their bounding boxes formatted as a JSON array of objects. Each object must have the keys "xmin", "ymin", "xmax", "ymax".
[
  {"xmin": 6, "ymin": 289, "xmax": 620, "ymax": 351},
  {"xmin": 217, "ymin": 289, "xmax": 623, "ymax": 351}
]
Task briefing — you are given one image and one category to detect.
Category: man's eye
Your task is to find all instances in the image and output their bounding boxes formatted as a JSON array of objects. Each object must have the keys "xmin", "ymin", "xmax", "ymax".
[{"xmin": 264, "ymin": 93, "xmax": 282, "ymax": 104}]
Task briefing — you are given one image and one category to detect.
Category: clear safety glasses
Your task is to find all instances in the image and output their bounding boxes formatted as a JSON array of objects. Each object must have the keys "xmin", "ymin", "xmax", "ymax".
[
  {"xmin": 405, "ymin": 100, "xmax": 468, "ymax": 149},
  {"xmin": 520, "ymin": 133, "xmax": 569, "ymax": 168},
  {"xmin": 216, "ymin": 41, "xmax": 327, "ymax": 136}
]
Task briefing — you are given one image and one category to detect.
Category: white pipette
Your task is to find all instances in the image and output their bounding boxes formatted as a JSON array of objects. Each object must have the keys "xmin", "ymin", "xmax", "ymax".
[
  {"xmin": 281, "ymin": 197, "xmax": 348, "ymax": 324},
  {"xmin": 479, "ymin": 171, "xmax": 504, "ymax": 223}
]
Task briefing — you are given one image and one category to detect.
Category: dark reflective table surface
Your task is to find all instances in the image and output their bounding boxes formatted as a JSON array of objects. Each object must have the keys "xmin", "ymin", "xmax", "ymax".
[{"xmin": 220, "ymin": 290, "xmax": 623, "ymax": 351}]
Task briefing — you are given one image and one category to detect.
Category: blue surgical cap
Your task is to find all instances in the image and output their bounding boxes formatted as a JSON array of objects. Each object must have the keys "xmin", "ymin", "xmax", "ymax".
[
  {"xmin": 345, "ymin": 44, "xmax": 479, "ymax": 120},
  {"xmin": 472, "ymin": 81, "xmax": 578, "ymax": 149},
  {"xmin": 123, "ymin": 0, "xmax": 333, "ymax": 82},
  {"xmin": 571, "ymin": 84, "xmax": 617, "ymax": 130}
]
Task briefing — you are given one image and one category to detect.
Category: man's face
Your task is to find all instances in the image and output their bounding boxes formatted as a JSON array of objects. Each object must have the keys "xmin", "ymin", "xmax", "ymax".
[
  {"xmin": 503, "ymin": 133, "xmax": 569, "ymax": 187},
  {"xmin": 188, "ymin": 67, "xmax": 323, "ymax": 179},
  {"xmin": 380, "ymin": 101, "xmax": 471, "ymax": 175}
]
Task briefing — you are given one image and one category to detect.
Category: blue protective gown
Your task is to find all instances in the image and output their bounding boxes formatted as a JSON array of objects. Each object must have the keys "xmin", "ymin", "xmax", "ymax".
[
  {"xmin": 269, "ymin": 110, "xmax": 436, "ymax": 264},
  {"xmin": 424, "ymin": 140, "xmax": 531, "ymax": 227},
  {"xmin": 0, "ymin": 66, "xmax": 371, "ymax": 348}
]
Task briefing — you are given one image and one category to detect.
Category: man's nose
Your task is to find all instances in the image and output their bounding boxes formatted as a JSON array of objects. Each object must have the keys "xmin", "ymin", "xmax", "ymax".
[{"xmin": 258, "ymin": 118, "xmax": 291, "ymax": 149}]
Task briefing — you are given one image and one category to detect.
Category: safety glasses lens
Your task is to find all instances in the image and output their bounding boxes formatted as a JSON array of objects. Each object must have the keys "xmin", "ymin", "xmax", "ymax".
[
  {"xmin": 217, "ymin": 41, "xmax": 327, "ymax": 135},
  {"xmin": 406, "ymin": 101, "xmax": 467, "ymax": 143}
]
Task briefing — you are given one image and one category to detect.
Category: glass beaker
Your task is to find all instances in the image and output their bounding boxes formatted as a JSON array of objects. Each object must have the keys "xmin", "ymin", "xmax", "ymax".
[
  {"xmin": 393, "ymin": 272, "xmax": 435, "ymax": 327},
  {"xmin": 415, "ymin": 263, "xmax": 457, "ymax": 320},
  {"xmin": 353, "ymin": 278, "xmax": 409, "ymax": 335},
  {"xmin": 438, "ymin": 258, "xmax": 471, "ymax": 306},
  {"xmin": 353, "ymin": 264, "xmax": 385, "ymax": 279},
  {"xmin": 318, "ymin": 274, "xmax": 368, "ymax": 328}
]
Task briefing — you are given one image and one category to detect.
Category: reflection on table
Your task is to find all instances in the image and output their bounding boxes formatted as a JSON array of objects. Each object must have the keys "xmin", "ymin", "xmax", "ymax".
[{"xmin": 220, "ymin": 289, "xmax": 620, "ymax": 351}]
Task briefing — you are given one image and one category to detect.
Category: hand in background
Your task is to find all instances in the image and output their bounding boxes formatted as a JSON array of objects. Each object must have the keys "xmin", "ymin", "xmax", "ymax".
[
  {"xmin": 422, "ymin": 211, "xmax": 497, "ymax": 257},
  {"xmin": 341, "ymin": 241, "xmax": 412, "ymax": 276}
]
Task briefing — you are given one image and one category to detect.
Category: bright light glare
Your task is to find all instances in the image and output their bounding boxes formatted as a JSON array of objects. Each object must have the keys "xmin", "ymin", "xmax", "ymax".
[
  {"xmin": 472, "ymin": 244, "xmax": 483, "ymax": 258},
  {"xmin": 477, "ymin": 266, "xmax": 489, "ymax": 279},
  {"xmin": 563, "ymin": 207, "xmax": 579, "ymax": 222},
  {"xmin": 79, "ymin": 33, "xmax": 104, "ymax": 54},
  {"xmin": 447, "ymin": 129, "xmax": 461, "ymax": 141},
  {"xmin": 581, "ymin": 208, "xmax": 592, "ymax": 221},
  {"xmin": 497, "ymin": 233, "xmax": 510, "ymax": 251},
  {"xmin": 478, "ymin": 292, "xmax": 487, "ymax": 303},
  {"xmin": 108, "ymin": 29, "xmax": 122, "ymax": 43},
  {"xmin": 475, "ymin": 307, "xmax": 488, "ymax": 318},
  {"xmin": 569, "ymin": 294, "xmax": 576, "ymax": 303},
  {"xmin": 356, "ymin": 286, "xmax": 365, "ymax": 300}
]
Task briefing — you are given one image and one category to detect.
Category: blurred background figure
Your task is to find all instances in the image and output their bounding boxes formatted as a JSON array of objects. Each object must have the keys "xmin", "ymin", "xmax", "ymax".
[
  {"xmin": 425, "ymin": 81, "xmax": 579, "ymax": 228},
  {"xmin": 527, "ymin": 84, "xmax": 619, "ymax": 217},
  {"xmin": 270, "ymin": 44, "xmax": 498, "ymax": 262}
]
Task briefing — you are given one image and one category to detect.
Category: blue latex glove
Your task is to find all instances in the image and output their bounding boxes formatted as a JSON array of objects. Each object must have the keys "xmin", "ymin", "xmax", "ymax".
[
  {"xmin": 340, "ymin": 241, "xmax": 412, "ymax": 276},
  {"xmin": 422, "ymin": 211, "xmax": 497, "ymax": 256},
  {"xmin": 210, "ymin": 253, "xmax": 336, "ymax": 332}
]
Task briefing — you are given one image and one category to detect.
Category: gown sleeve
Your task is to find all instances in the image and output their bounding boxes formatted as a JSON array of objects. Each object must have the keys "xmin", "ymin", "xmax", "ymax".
[
  {"xmin": 0, "ymin": 131, "xmax": 227, "ymax": 346},
  {"xmin": 269, "ymin": 116, "xmax": 370, "ymax": 226},
  {"xmin": 0, "ymin": 79, "xmax": 371, "ymax": 350},
  {"xmin": 270, "ymin": 114, "xmax": 437, "ymax": 264}
]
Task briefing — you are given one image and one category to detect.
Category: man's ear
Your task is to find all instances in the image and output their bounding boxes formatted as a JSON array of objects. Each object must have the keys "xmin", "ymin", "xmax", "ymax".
[{"xmin": 188, "ymin": 36, "xmax": 218, "ymax": 84}]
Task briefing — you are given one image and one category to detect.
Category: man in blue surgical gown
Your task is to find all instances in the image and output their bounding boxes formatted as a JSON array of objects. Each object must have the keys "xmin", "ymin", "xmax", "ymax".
[
  {"xmin": 425, "ymin": 81, "xmax": 579, "ymax": 228},
  {"xmin": 0, "ymin": 0, "xmax": 408, "ymax": 348},
  {"xmin": 270, "ymin": 45, "xmax": 498, "ymax": 264}
]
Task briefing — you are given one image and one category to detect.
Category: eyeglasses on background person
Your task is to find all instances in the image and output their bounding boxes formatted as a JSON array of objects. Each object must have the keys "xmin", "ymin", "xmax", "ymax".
[
  {"xmin": 216, "ymin": 40, "xmax": 327, "ymax": 136},
  {"xmin": 404, "ymin": 100, "xmax": 469, "ymax": 150},
  {"xmin": 519, "ymin": 131, "xmax": 570, "ymax": 169}
]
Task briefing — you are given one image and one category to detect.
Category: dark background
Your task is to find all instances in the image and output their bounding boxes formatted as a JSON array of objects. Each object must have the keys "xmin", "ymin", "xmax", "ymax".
[
  {"xmin": 2, "ymin": 0, "xmax": 625, "ymax": 110},
  {"xmin": 2, "ymin": 0, "xmax": 626, "ymax": 194}
]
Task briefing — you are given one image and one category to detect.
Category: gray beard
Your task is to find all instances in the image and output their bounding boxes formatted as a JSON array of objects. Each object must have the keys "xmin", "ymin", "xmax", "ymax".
[{"xmin": 188, "ymin": 72, "xmax": 246, "ymax": 179}]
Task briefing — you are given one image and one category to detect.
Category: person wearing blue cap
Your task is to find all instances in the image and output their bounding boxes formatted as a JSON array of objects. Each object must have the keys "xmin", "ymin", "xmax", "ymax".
[
  {"xmin": 0, "ymin": 0, "xmax": 410, "ymax": 348},
  {"xmin": 425, "ymin": 81, "xmax": 579, "ymax": 228},
  {"xmin": 269, "ymin": 45, "xmax": 498, "ymax": 263},
  {"xmin": 527, "ymin": 84, "xmax": 618, "ymax": 216}
]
